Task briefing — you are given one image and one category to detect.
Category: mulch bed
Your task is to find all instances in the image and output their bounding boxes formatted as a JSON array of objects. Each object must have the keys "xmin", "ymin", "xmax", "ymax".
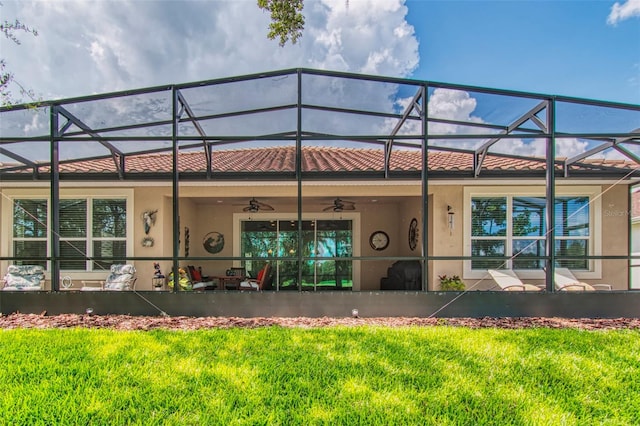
[{"xmin": 1, "ymin": 313, "xmax": 639, "ymax": 331}]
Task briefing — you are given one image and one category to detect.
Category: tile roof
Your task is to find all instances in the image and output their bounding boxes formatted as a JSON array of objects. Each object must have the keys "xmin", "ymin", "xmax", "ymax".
[{"xmin": 5, "ymin": 146, "xmax": 638, "ymax": 175}]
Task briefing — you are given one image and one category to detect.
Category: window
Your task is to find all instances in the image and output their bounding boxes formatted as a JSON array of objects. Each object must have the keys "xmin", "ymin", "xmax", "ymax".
[
  {"xmin": 13, "ymin": 199, "xmax": 48, "ymax": 268},
  {"xmin": 11, "ymin": 197, "xmax": 128, "ymax": 271},
  {"xmin": 91, "ymin": 199, "xmax": 127, "ymax": 270},
  {"xmin": 468, "ymin": 190, "xmax": 594, "ymax": 274}
]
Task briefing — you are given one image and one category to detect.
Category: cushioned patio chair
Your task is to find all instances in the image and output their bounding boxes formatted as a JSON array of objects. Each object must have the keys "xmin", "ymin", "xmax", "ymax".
[
  {"xmin": 1, "ymin": 265, "xmax": 46, "ymax": 291},
  {"xmin": 187, "ymin": 265, "xmax": 216, "ymax": 291},
  {"xmin": 488, "ymin": 269, "xmax": 543, "ymax": 291},
  {"xmin": 239, "ymin": 263, "xmax": 271, "ymax": 291},
  {"xmin": 554, "ymin": 267, "xmax": 612, "ymax": 291},
  {"xmin": 81, "ymin": 264, "xmax": 137, "ymax": 291}
]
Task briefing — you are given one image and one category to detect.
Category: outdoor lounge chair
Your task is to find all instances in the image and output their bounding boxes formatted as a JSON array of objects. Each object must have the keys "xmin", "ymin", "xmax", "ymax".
[
  {"xmin": 554, "ymin": 267, "xmax": 612, "ymax": 291},
  {"xmin": 239, "ymin": 263, "xmax": 271, "ymax": 291},
  {"xmin": 81, "ymin": 264, "xmax": 137, "ymax": 291},
  {"xmin": 1, "ymin": 265, "xmax": 46, "ymax": 291},
  {"xmin": 487, "ymin": 269, "xmax": 543, "ymax": 291}
]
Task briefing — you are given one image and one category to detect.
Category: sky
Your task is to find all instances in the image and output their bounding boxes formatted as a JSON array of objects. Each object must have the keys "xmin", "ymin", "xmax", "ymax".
[{"xmin": 1, "ymin": 0, "xmax": 639, "ymax": 105}]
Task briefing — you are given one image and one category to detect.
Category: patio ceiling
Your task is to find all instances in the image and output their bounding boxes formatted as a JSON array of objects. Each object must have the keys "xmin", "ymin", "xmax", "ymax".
[{"xmin": 1, "ymin": 68, "xmax": 639, "ymax": 181}]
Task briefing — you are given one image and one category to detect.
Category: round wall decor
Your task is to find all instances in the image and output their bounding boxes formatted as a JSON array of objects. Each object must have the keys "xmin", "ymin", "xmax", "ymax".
[
  {"xmin": 369, "ymin": 230, "xmax": 390, "ymax": 251},
  {"xmin": 203, "ymin": 231, "xmax": 225, "ymax": 254}
]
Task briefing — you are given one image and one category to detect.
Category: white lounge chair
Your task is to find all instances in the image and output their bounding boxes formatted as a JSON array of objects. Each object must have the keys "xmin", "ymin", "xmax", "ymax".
[
  {"xmin": 554, "ymin": 267, "xmax": 612, "ymax": 291},
  {"xmin": 487, "ymin": 269, "xmax": 543, "ymax": 291},
  {"xmin": 81, "ymin": 264, "xmax": 137, "ymax": 291}
]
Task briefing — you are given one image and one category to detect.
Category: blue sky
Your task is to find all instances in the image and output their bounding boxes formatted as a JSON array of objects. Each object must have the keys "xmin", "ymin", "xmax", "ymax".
[
  {"xmin": 0, "ymin": 0, "xmax": 638, "ymax": 105},
  {"xmin": 0, "ymin": 0, "xmax": 638, "ymax": 163},
  {"xmin": 406, "ymin": 0, "xmax": 639, "ymax": 104}
]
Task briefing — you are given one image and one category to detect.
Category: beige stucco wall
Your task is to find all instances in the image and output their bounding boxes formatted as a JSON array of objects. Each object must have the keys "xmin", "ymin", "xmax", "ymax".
[
  {"xmin": 599, "ymin": 184, "xmax": 630, "ymax": 290},
  {"xmin": 428, "ymin": 186, "xmax": 464, "ymax": 291},
  {"xmin": 133, "ymin": 182, "xmax": 631, "ymax": 291},
  {"xmin": 0, "ymin": 181, "xmax": 632, "ymax": 291}
]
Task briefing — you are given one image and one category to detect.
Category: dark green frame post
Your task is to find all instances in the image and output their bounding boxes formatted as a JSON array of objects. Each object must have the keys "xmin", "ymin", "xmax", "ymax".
[
  {"xmin": 545, "ymin": 98, "xmax": 556, "ymax": 292},
  {"xmin": 296, "ymin": 69, "xmax": 303, "ymax": 291},
  {"xmin": 171, "ymin": 86, "xmax": 181, "ymax": 292},
  {"xmin": 421, "ymin": 84, "xmax": 428, "ymax": 291},
  {"xmin": 49, "ymin": 105, "xmax": 60, "ymax": 291}
]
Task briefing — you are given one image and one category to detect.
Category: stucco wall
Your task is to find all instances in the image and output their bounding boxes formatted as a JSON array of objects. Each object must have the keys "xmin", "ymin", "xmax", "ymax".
[
  {"xmin": 600, "ymin": 184, "xmax": 630, "ymax": 289},
  {"xmin": 428, "ymin": 186, "xmax": 464, "ymax": 291},
  {"xmin": 132, "ymin": 187, "xmax": 167, "ymax": 289},
  {"xmin": 1, "ymin": 181, "xmax": 633, "ymax": 291},
  {"xmin": 129, "ymin": 182, "xmax": 634, "ymax": 291}
]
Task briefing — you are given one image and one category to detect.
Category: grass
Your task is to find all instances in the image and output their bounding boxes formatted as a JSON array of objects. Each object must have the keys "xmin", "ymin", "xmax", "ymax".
[{"xmin": 1, "ymin": 326, "xmax": 639, "ymax": 425}]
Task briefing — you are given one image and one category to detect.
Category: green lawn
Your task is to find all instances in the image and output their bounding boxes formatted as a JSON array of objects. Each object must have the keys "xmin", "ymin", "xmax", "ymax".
[{"xmin": 1, "ymin": 326, "xmax": 639, "ymax": 425}]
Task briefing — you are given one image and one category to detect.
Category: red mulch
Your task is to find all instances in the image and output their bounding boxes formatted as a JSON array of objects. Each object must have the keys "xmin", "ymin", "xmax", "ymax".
[{"xmin": 1, "ymin": 313, "xmax": 639, "ymax": 331}]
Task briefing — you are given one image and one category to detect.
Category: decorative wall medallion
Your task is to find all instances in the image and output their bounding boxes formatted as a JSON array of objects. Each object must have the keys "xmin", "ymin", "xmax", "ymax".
[
  {"xmin": 142, "ymin": 236, "xmax": 154, "ymax": 247},
  {"xmin": 203, "ymin": 231, "xmax": 225, "ymax": 254}
]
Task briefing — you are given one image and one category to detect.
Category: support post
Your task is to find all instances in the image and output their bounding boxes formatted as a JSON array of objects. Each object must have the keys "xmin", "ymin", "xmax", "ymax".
[
  {"xmin": 421, "ymin": 84, "xmax": 428, "ymax": 292},
  {"xmin": 50, "ymin": 106, "xmax": 60, "ymax": 291},
  {"xmin": 172, "ymin": 86, "xmax": 181, "ymax": 292},
  {"xmin": 545, "ymin": 99, "xmax": 556, "ymax": 292},
  {"xmin": 296, "ymin": 69, "xmax": 303, "ymax": 291}
]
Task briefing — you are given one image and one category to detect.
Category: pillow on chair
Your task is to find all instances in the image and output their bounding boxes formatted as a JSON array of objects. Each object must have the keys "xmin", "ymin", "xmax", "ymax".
[{"xmin": 189, "ymin": 266, "xmax": 202, "ymax": 282}]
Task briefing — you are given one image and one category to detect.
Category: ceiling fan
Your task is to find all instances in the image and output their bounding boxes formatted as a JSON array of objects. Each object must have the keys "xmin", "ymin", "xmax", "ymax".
[
  {"xmin": 242, "ymin": 198, "xmax": 274, "ymax": 213},
  {"xmin": 323, "ymin": 198, "xmax": 356, "ymax": 212}
]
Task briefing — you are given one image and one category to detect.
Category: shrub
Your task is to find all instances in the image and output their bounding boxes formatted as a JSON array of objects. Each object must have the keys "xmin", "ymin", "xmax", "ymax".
[{"xmin": 439, "ymin": 274, "xmax": 465, "ymax": 291}]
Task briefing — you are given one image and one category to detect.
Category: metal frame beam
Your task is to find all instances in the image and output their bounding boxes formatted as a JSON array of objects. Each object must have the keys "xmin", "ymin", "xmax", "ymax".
[
  {"xmin": 564, "ymin": 128, "xmax": 640, "ymax": 172},
  {"xmin": 474, "ymin": 100, "xmax": 548, "ymax": 177},
  {"xmin": 56, "ymin": 106, "xmax": 126, "ymax": 178},
  {"xmin": 176, "ymin": 90, "xmax": 212, "ymax": 176},
  {"xmin": 385, "ymin": 87, "xmax": 424, "ymax": 178}
]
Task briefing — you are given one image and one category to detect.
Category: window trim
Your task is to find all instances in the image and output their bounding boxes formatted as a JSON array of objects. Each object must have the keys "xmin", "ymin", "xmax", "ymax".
[
  {"xmin": 2, "ymin": 188, "xmax": 134, "ymax": 275},
  {"xmin": 463, "ymin": 186, "xmax": 602, "ymax": 280}
]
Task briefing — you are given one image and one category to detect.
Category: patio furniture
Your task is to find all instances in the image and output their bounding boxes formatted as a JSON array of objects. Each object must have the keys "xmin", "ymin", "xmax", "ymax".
[
  {"xmin": 187, "ymin": 265, "xmax": 216, "ymax": 291},
  {"xmin": 239, "ymin": 264, "xmax": 271, "ymax": 291},
  {"xmin": 81, "ymin": 264, "xmax": 137, "ymax": 291},
  {"xmin": 554, "ymin": 267, "xmax": 612, "ymax": 291},
  {"xmin": 1, "ymin": 265, "xmax": 45, "ymax": 291},
  {"xmin": 380, "ymin": 260, "xmax": 421, "ymax": 290},
  {"xmin": 487, "ymin": 269, "xmax": 543, "ymax": 291}
]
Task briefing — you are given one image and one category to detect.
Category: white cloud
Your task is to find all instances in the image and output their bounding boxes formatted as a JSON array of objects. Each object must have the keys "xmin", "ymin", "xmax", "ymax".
[
  {"xmin": 0, "ymin": 0, "xmax": 419, "ymax": 101},
  {"xmin": 428, "ymin": 89, "xmax": 482, "ymax": 128},
  {"xmin": 425, "ymin": 88, "xmax": 487, "ymax": 151},
  {"xmin": 396, "ymin": 88, "xmax": 602, "ymax": 160},
  {"xmin": 607, "ymin": 0, "xmax": 640, "ymax": 25},
  {"xmin": 555, "ymin": 138, "xmax": 590, "ymax": 159}
]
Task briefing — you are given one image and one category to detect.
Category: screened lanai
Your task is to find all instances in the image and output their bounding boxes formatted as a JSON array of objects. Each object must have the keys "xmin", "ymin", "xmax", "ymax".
[{"xmin": 1, "ymin": 69, "xmax": 639, "ymax": 316}]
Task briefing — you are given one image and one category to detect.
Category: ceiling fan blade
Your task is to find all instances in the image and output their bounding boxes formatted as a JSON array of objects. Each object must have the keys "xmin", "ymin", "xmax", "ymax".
[
  {"xmin": 240, "ymin": 198, "xmax": 275, "ymax": 212},
  {"xmin": 323, "ymin": 205, "xmax": 337, "ymax": 212},
  {"xmin": 255, "ymin": 201, "xmax": 274, "ymax": 211}
]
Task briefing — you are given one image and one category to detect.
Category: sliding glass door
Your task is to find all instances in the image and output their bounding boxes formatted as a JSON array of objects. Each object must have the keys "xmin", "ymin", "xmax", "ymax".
[{"xmin": 240, "ymin": 219, "xmax": 353, "ymax": 291}]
